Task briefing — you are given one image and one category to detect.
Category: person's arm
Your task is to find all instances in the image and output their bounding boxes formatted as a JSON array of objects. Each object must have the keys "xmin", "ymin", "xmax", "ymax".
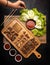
[
  {"xmin": 0, "ymin": 0, "xmax": 26, "ymax": 8},
  {"xmin": 0, "ymin": 0, "xmax": 8, "ymax": 6}
]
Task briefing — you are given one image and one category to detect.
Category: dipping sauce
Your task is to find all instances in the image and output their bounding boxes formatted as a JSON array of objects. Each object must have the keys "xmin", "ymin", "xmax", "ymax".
[
  {"xmin": 26, "ymin": 19, "xmax": 36, "ymax": 29},
  {"xmin": 15, "ymin": 54, "xmax": 22, "ymax": 62},
  {"xmin": 9, "ymin": 49, "xmax": 16, "ymax": 56},
  {"xmin": 3, "ymin": 43, "xmax": 11, "ymax": 51}
]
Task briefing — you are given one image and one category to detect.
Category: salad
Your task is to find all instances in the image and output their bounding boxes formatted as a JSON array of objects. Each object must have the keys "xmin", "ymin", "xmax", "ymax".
[{"xmin": 19, "ymin": 8, "xmax": 46, "ymax": 36}]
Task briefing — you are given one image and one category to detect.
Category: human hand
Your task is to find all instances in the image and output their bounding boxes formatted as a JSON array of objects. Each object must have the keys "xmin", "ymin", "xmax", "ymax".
[{"xmin": 13, "ymin": 1, "xmax": 26, "ymax": 9}]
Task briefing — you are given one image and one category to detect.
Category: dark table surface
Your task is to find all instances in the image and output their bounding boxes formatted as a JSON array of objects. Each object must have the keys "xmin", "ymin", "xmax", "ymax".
[{"xmin": 0, "ymin": 0, "xmax": 50, "ymax": 65}]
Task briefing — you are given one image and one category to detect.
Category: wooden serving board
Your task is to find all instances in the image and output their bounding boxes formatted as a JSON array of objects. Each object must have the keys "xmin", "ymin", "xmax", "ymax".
[{"xmin": 2, "ymin": 16, "xmax": 46, "ymax": 59}]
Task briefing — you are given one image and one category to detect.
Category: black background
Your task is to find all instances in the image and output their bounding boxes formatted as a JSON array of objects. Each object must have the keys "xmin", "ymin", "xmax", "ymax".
[{"xmin": 0, "ymin": 0, "xmax": 50, "ymax": 65}]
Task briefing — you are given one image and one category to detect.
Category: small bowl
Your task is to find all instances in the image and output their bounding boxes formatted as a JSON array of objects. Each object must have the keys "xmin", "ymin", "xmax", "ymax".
[
  {"xmin": 26, "ymin": 19, "xmax": 36, "ymax": 30},
  {"xmin": 9, "ymin": 49, "xmax": 16, "ymax": 56},
  {"xmin": 15, "ymin": 54, "xmax": 22, "ymax": 62},
  {"xmin": 3, "ymin": 43, "xmax": 11, "ymax": 51}
]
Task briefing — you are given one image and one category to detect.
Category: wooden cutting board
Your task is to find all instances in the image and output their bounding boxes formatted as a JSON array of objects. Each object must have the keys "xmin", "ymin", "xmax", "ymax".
[{"xmin": 2, "ymin": 16, "xmax": 46, "ymax": 59}]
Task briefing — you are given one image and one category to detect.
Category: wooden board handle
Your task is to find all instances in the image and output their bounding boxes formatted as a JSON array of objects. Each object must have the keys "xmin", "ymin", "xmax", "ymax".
[{"xmin": 33, "ymin": 51, "xmax": 41, "ymax": 59}]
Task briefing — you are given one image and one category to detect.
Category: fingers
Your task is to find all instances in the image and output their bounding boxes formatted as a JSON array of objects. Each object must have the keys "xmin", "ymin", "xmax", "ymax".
[
  {"xmin": 19, "ymin": 1, "xmax": 26, "ymax": 8},
  {"xmin": 13, "ymin": 0, "xmax": 26, "ymax": 9},
  {"xmin": 18, "ymin": 6, "xmax": 25, "ymax": 9}
]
